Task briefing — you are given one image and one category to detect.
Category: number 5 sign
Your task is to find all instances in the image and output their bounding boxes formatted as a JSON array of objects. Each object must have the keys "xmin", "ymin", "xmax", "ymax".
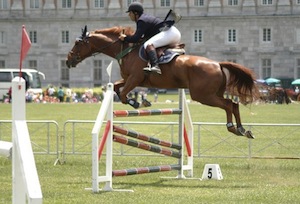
[{"xmin": 201, "ymin": 164, "xmax": 223, "ymax": 180}]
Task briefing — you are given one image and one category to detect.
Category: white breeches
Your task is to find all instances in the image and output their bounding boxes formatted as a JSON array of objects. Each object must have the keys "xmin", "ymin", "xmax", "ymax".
[{"xmin": 143, "ymin": 26, "xmax": 181, "ymax": 49}]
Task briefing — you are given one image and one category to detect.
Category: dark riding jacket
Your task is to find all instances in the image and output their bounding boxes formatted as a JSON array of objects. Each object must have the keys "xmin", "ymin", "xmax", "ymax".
[{"xmin": 124, "ymin": 13, "xmax": 163, "ymax": 43}]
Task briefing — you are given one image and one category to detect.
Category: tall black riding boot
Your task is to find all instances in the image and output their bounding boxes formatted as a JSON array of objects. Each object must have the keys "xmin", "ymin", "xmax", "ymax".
[{"xmin": 143, "ymin": 45, "xmax": 161, "ymax": 75}]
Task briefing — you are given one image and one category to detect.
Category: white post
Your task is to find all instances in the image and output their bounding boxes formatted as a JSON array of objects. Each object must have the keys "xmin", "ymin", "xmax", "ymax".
[
  {"xmin": 12, "ymin": 77, "xmax": 43, "ymax": 204},
  {"xmin": 177, "ymin": 89, "xmax": 185, "ymax": 178},
  {"xmin": 12, "ymin": 77, "xmax": 27, "ymax": 204},
  {"xmin": 103, "ymin": 83, "xmax": 114, "ymax": 191},
  {"xmin": 182, "ymin": 90, "xmax": 194, "ymax": 177},
  {"xmin": 91, "ymin": 83, "xmax": 114, "ymax": 192}
]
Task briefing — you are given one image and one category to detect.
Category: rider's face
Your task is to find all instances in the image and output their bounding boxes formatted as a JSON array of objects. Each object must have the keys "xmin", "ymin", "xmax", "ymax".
[{"xmin": 128, "ymin": 11, "xmax": 137, "ymax": 22}]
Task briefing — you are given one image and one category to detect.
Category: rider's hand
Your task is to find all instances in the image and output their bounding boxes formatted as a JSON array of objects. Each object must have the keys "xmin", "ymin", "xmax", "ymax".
[{"xmin": 119, "ymin": 34, "xmax": 126, "ymax": 41}]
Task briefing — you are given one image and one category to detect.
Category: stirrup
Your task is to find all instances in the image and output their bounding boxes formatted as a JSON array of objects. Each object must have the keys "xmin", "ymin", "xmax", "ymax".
[{"xmin": 143, "ymin": 66, "xmax": 161, "ymax": 75}]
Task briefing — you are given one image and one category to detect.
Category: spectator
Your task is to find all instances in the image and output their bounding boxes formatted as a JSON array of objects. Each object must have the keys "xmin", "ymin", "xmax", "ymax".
[
  {"xmin": 295, "ymin": 86, "xmax": 299, "ymax": 94},
  {"xmin": 48, "ymin": 85, "xmax": 55, "ymax": 96},
  {"xmin": 66, "ymin": 88, "xmax": 72, "ymax": 102},
  {"xmin": 57, "ymin": 86, "xmax": 64, "ymax": 102},
  {"xmin": 154, "ymin": 92, "xmax": 158, "ymax": 102},
  {"xmin": 7, "ymin": 87, "xmax": 12, "ymax": 103}
]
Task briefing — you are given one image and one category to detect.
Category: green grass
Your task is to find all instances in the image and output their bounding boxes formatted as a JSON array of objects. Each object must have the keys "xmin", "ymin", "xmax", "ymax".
[{"xmin": 0, "ymin": 94, "xmax": 300, "ymax": 204}]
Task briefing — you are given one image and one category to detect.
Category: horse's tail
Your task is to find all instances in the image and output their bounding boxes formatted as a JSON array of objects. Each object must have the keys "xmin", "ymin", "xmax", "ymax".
[{"xmin": 219, "ymin": 61, "xmax": 259, "ymax": 104}]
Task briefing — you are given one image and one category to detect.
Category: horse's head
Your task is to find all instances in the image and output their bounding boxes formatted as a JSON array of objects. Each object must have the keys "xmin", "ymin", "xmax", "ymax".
[{"xmin": 66, "ymin": 25, "xmax": 93, "ymax": 68}]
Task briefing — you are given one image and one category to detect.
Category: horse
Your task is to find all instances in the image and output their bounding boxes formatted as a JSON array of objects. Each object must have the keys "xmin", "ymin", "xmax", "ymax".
[
  {"xmin": 268, "ymin": 87, "xmax": 291, "ymax": 104},
  {"xmin": 285, "ymin": 88, "xmax": 300, "ymax": 101},
  {"xmin": 66, "ymin": 26, "xmax": 260, "ymax": 139}
]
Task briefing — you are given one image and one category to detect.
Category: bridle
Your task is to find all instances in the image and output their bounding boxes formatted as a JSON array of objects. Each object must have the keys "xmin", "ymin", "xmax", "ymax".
[{"xmin": 68, "ymin": 36, "xmax": 121, "ymax": 67}]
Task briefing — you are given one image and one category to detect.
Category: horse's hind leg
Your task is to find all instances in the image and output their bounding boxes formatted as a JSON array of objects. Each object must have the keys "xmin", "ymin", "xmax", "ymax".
[
  {"xmin": 192, "ymin": 95, "xmax": 237, "ymax": 134},
  {"xmin": 192, "ymin": 94, "xmax": 251, "ymax": 137},
  {"xmin": 232, "ymin": 101, "xmax": 255, "ymax": 139}
]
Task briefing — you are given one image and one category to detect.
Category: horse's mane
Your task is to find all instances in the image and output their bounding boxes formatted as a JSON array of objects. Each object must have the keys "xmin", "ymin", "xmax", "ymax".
[{"xmin": 92, "ymin": 26, "xmax": 135, "ymax": 36}]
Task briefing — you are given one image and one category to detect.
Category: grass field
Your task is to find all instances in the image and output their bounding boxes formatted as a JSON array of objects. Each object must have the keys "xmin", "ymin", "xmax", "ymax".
[{"xmin": 0, "ymin": 93, "xmax": 300, "ymax": 204}]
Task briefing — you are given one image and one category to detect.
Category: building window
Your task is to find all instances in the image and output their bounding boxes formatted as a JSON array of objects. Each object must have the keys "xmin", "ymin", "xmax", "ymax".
[
  {"xmin": 62, "ymin": 0, "xmax": 71, "ymax": 8},
  {"xmin": 262, "ymin": 0, "xmax": 272, "ymax": 5},
  {"xmin": 262, "ymin": 28, "xmax": 271, "ymax": 42},
  {"xmin": 30, "ymin": 0, "xmax": 39, "ymax": 8},
  {"xmin": 194, "ymin": 0, "xmax": 204, "ymax": 6},
  {"xmin": 297, "ymin": 59, "xmax": 300, "ymax": 78},
  {"xmin": 262, "ymin": 58, "xmax": 272, "ymax": 78},
  {"xmin": 29, "ymin": 60, "xmax": 37, "ymax": 69},
  {"xmin": 93, "ymin": 60, "xmax": 102, "ymax": 81},
  {"xmin": 193, "ymin": 29, "xmax": 202, "ymax": 43},
  {"xmin": 0, "ymin": 31, "xmax": 5, "ymax": 45},
  {"xmin": 61, "ymin": 60, "xmax": 69, "ymax": 81},
  {"xmin": 0, "ymin": 60, "xmax": 5, "ymax": 68},
  {"xmin": 0, "ymin": 0, "xmax": 8, "ymax": 9},
  {"xmin": 227, "ymin": 29, "xmax": 237, "ymax": 43},
  {"xmin": 228, "ymin": 0, "xmax": 238, "ymax": 6},
  {"xmin": 61, "ymin": 31, "xmax": 69, "ymax": 44},
  {"xmin": 161, "ymin": 0, "xmax": 171, "ymax": 7},
  {"xmin": 29, "ymin": 31, "xmax": 37, "ymax": 44},
  {"xmin": 94, "ymin": 0, "xmax": 104, "ymax": 8}
]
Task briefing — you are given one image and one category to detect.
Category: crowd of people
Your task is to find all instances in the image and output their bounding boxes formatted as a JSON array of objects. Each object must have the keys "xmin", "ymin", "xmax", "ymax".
[
  {"xmin": 3, "ymin": 84, "xmax": 162, "ymax": 104},
  {"xmin": 3, "ymin": 85, "xmax": 102, "ymax": 104}
]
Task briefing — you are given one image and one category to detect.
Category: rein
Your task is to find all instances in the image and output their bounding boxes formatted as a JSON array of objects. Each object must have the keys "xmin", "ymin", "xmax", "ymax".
[
  {"xmin": 91, "ymin": 38, "xmax": 120, "ymax": 57},
  {"xmin": 90, "ymin": 37, "xmax": 136, "ymax": 65}
]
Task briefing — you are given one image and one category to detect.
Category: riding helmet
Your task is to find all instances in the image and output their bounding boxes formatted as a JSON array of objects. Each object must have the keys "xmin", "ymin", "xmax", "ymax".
[{"xmin": 126, "ymin": 2, "xmax": 144, "ymax": 14}]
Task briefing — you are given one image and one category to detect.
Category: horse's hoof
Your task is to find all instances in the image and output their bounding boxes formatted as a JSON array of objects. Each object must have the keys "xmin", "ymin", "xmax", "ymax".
[
  {"xmin": 227, "ymin": 126, "xmax": 237, "ymax": 135},
  {"xmin": 237, "ymin": 126, "xmax": 246, "ymax": 136},
  {"xmin": 142, "ymin": 99, "xmax": 151, "ymax": 107},
  {"xmin": 127, "ymin": 99, "xmax": 140, "ymax": 109},
  {"xmin": 245, "ymin": 130, "xmax": 255, "ymax": 139}
]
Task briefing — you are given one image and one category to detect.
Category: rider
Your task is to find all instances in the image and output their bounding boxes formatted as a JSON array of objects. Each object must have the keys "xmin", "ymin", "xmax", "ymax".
[{"xmin": 119, "ymin": 1, "xmax": 181, "ymax": 75}]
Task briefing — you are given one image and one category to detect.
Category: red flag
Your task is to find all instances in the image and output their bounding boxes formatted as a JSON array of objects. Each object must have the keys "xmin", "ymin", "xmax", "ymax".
[{"xmin": 19, "ymin": 25, "xmax": 31, "ymax": 73}]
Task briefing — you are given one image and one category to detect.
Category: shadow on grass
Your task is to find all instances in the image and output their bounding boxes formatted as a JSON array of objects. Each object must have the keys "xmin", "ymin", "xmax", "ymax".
[{"xmin": 93, "ymin": 178, "xmax": 253, "ymax": 194}]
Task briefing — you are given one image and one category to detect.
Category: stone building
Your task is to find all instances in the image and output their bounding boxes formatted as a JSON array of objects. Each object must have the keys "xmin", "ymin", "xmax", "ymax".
[{"xmin": 0, "ymin": 0, "xmax": 300, "ymax": 88}]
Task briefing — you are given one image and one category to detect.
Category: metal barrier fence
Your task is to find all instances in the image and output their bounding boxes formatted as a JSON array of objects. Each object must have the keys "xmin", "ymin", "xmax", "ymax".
[
  {"xmin": 194, "ymin": 122, "xmax": 300, "ymax": 159},
  {"xmin": 61, "ymin": 120, "xmax": 300, "ymax": 163},
  {"xmin": 0, "ymin": 120, "xmax": 59, "ymax": 162},
  {"xmin": 2, "ymin": 120, "xmax": 299, "ymax": 164}
]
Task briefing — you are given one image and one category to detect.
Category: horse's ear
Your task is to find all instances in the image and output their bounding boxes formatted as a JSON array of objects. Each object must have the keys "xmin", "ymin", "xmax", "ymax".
[{"xmin": 82, "ymin": 25, "xmax": 87, "ymax": 38}]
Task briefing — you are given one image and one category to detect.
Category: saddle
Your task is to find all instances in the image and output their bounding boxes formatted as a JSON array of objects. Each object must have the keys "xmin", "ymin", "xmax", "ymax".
[{"xmin": 139, "ymin": 44, "xmax": 185, "ymax": 64}]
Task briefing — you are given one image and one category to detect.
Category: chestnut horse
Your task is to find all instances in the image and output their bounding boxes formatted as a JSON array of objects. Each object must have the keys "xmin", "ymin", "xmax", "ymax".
[{"xmin": 66, "ymin": 26, "xmax": 259, "ymax": 138}]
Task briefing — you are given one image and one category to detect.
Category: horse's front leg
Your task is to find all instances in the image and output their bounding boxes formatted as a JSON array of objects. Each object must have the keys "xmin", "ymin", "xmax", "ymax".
[
  {"xmin": 114, "ymin": 79, "xmax": 125, "ymax": 100},
  {"xmin": 117, "ymin": 77, "xmax": 141, "ymax": 109},
  {"xmin": 114, "ymin": 79, "xmax": 138, "ymax": 107},
  {"xmin": 118, "ymin": 75, "xmax": 151, "ymax": 109}
]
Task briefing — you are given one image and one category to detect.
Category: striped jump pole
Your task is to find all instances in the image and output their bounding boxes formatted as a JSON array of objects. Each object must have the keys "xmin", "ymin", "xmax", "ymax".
[
  {"xmin": 113, "ymin": 109, "xmax": 182, "ymax": 117},
  {"xmin": 113, "ymin": 135, "xmax": 181, "ymax": 158},
  {"xmin": 113, "ymin": 125, "xmax": 182, "ymax": 150},
  {"xmin": 112, "ymin": 164, "xmax": 181, "ymax": 177}
]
